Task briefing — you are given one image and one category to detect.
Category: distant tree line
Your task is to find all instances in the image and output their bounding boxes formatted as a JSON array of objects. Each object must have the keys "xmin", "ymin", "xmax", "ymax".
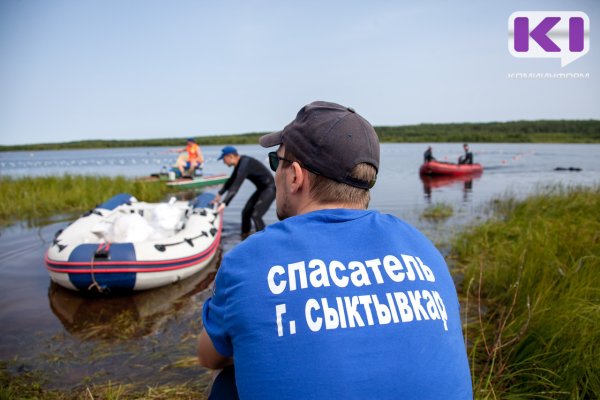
[
  {"xmin": 376, "ymin": 120, "xmax": 600, "ymax": 143},
  {"xmin": 1, "ymin": 120, "xmax": 599, "ymax": 151}
]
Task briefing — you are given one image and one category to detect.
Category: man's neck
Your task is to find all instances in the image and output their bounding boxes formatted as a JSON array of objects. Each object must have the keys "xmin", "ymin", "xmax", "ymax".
[{"xmin": 296, "ymin": 200, "xmax": 365, "ymax": 216}]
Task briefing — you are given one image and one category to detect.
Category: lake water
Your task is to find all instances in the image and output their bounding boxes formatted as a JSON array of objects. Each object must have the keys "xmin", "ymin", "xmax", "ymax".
[{"xmin": 0, "ymin": 143, "xmax": 599, "ymax": 391}]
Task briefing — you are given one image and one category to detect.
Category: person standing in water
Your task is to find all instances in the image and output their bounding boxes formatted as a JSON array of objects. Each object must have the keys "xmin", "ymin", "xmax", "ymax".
[{"xmin": 212, "ymin": 146, "xmax": 275, "ymax": 238}]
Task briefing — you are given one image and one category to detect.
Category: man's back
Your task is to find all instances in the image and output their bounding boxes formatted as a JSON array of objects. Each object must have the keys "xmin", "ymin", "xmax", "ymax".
[
  {"xmin": 202, "ymin": 208, "xmax": 472, "ymax": 399},
  {"xmin": 223, "ymin": 155, "xmax": 274, "ymax": 193}
]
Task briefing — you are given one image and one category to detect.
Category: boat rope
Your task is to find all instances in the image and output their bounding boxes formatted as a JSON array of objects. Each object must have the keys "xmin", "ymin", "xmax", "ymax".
[
  {"xmin": 154, "ymin": 231, "xmax": 209, "ymax": 252},
  {"xmin": 88, "ymin": 242, "xmax": 110, "ymax": 293},
  {"xmin": 154, "ymin": 211, "xmax": 219, "ymax": 252}
]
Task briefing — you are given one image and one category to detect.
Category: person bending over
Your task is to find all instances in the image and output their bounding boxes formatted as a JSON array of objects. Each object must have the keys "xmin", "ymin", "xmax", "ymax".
[{"xmin": 212, "ymin": 146, "xmax": 275, "ymax": 238}]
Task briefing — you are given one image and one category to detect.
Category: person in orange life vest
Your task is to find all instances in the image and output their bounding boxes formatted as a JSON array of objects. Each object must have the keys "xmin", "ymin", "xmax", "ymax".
[{"xmin": 174, "ymin": 138, "xmax": 204, "ymax": 176}]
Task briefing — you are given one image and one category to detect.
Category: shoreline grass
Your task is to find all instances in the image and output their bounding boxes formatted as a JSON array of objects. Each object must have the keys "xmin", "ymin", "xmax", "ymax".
[
  {"xmin": 420, "ymin": 202, "xmax": 454, "ymax": 221},
  {"xmin": 0, "ymin": 175, "xmax": 172, "ymax": 226},
  {"xmin": 0, "ymin": 362, "xmax": 208, "ymax": 399},
  {"xmin": 451, "ymin": 186, "xmax": 600, "ymax": 398},
  {"xmin": 2, "ymin": 183, "xmax": 599, "ymax": 398}
]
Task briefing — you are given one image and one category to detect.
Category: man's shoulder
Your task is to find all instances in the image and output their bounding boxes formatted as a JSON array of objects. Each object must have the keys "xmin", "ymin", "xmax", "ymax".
[
  {"xmin": 362, "ymin": 211, "xmax": 433, "ymax": 245},
  {"xmin": 240, "ymin": 154, "xmax": 256, "ymax": 161},
  {"xmin": 362, "ymin": 209, "xmax": 411, "ymax": 227},
  {"xmin": 219, "ymin": 224, "xmax": 288, "ymax": 274},
  {"xmin": 238, "ymin": 155, "xmax": 261, "ymax": 168}
]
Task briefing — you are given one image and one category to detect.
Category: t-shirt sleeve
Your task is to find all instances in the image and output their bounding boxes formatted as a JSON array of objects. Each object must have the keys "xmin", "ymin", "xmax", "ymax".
[{"xmin": 201, "ymin": 266, "xmax": 234, "ymax": 357}]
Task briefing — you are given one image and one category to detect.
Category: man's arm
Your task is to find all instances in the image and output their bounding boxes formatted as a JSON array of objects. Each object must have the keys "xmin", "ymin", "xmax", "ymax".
[
  {"xmin": 221, "ymin": 157, "xmax": 249, "ymax": 205},
  {"xmin": 218, "ymin": 164, "xmax": 239, "ymax": 196},
  {"xmin": 198, "ymin": 329, "xmax": 233, "ymax": 369}
]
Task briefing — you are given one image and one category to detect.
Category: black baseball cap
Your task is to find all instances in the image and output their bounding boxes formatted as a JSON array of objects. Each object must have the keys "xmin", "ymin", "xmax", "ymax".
[{"xmin": 259, "ymin": 101, "xmax": 379, "ymax": 189}]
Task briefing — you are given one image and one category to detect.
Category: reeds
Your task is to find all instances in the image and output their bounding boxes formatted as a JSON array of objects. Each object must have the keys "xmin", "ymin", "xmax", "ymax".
[
  {"xmin": 421, "ymin": 202, "xmax": 454, "ymax": 221},
  {"xmin": 451, "ymin": 186, "xmax": 600, "ymax": 399},
  {"xmin": 0, "ymin": 175, "xmax": 171, "ymax": 226}
]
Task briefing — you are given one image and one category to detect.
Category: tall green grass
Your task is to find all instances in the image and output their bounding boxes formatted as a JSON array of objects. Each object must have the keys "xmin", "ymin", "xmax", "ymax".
[
  {"xmin": 451, "ymin": 186, "xmax": 600, "ymax": 399},
  {"xmin": 0, "ymin": 175, "xmax": 171, "ymax": 226}
]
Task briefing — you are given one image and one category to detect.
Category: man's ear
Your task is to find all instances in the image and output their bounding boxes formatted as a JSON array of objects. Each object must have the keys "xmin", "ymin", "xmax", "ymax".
[{"xmin": 288, "ymin": 162, "xmax": 306, "ymax": 194}]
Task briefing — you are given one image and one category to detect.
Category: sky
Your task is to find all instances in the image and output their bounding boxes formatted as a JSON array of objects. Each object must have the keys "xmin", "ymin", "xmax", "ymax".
[{"xmin": 0, "ymin": 0, "xmax": 599, "ymax": 145}]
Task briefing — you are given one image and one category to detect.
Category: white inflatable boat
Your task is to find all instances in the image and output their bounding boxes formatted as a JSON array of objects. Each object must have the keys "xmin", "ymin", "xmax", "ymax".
[{"xmin": 45, "ymin": 192, "xmax": 222, "ymax": 292}]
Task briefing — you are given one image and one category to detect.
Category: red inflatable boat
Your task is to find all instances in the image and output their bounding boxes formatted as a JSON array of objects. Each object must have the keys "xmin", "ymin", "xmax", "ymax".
[{"xmin": 419, "ymin": 161, "xmax": 483, "ymax": 176}]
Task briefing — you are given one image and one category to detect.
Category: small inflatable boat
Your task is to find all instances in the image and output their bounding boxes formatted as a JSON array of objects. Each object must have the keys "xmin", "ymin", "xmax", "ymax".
[
  {"xmin": 419, "ymin": 161, "xmax": 483, "ymax": 176},
  {"xmin": 45, "ymin": 192, "xmax": 222, "ymax": 293}
]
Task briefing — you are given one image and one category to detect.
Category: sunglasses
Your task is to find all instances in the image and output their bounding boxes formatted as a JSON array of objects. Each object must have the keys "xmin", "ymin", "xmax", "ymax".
[{"xmin": 268, "ymin": 152, "xmax": 294, "ymax": 172}]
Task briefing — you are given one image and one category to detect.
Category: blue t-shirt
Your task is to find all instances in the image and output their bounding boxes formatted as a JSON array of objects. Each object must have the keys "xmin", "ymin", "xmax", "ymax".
[{"xmin": 203, "ymin": 209, "xmax": 472, "ymax": 399}]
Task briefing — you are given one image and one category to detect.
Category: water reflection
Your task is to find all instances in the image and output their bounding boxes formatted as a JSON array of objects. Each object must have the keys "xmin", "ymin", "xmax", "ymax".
[
  {"xmin": 48, "ymin": 251, "xmax": 220, "ymax": 341},
  {"xmin": 421, "ymin": 172, "xmax": 482, "ymax": 203}
]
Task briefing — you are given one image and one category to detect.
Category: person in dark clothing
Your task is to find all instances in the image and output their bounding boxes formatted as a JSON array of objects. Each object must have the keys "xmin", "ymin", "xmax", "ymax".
[
  {"xmin": 424, "ymin": 146, "xmax": 435, "ymax": 162},
  {"xmin": 212, "ymin": 146, "xmax": 275, "ymax": 237},
  {"xmin": 458, "ymin": 143, "xmax": 473, "ymax": 164}
]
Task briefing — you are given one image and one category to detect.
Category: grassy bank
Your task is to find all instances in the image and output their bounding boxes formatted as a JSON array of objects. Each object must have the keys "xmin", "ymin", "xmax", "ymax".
[
  {"xmin": 0, "ymin": 175, "xmax": 171, "ymax": 226},
  {"xmin": 451, "ymin": 186, "xmax": 600, "ymax": 398},
  {"xmin": 0, "ymin": 363, "xmax": 207, "ymax": 399},
  {"xmin": 1, "ymin": 120, "xmax": 599, "ymax": 151},
  {"xmin": 2, "ymin": 181, "xmax": 599, "ymax": 398}
]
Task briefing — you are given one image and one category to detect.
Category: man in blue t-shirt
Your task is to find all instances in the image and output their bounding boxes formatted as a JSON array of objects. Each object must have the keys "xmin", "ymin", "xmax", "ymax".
[{"xmin": 198, "ymin": 101, "xmax": 473, "ymax": 399}]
